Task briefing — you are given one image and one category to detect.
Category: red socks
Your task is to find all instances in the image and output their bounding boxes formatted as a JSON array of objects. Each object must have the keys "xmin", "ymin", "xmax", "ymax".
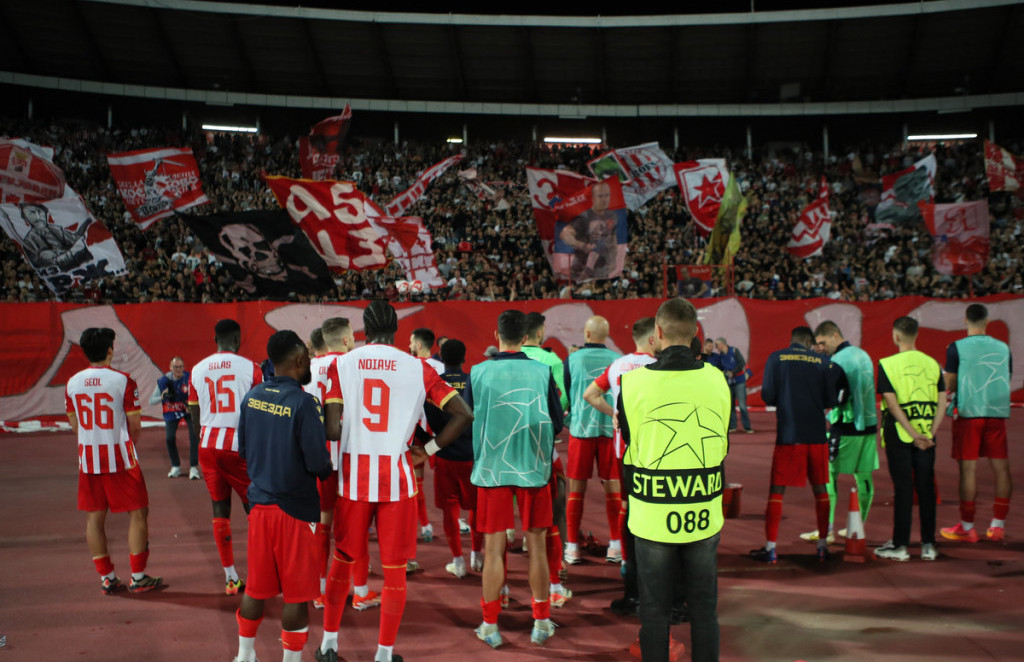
[
  {"xmin": 442, "ymin": 503, "xmax": 462, "ymax": 557},
  {"xmin": 236, "ymin": 609, "xmax": 262, "ymax": 638},
  {"xmin": 481, "ymin": 597, "xmax": 501, "ymax": 625},
  {"xmin": 994, "ymin": 497, "xmax": 1010, "ymax": 520},
  {"xmin": 352, "ymin": 554, "xmax": 370, "ymax": 588},
  {"xmin": 281, "ymin": 628, "xmax": 307, "ymax": 652},
  {"xmin": 566, "ymin": 492, "xmax": 583, "ymax": 544},
  {"xmin": 416, "ymin": 476, "xmax": 429, "ymax": 527},
  {"xmin": 379, "ymin": 566, "xmax": 407, "ymax": 647},
  {"xmin": 814, "ymin": 492, "xmax": 830, "ymax": 538},
  {"xmin": 213, "ymin": 518, "xmax": 235, "ymax": 568},
  {"xmin": 532, "ymin": 597, "xmax": 551, "ymax": 620},
  {"xmin": 605, "ymin": 493, "xmax": 622, "ymax": 541},
  {"xmin": 129, "ymin": 548, "xmax": 149, "ymax": 575},
  {"xmin": 960, "ymin": 499, "xmax": 976, "ymax": 523},
  {"xmin": 323, "ymin": 552, "xmax": 353, "ymax": 633},
  {"xmin": 765, "ymin": 494, "xmax": 784, "ymax": 543},
  {"xmin": 93, "ymin": 555, "xmax": 114, "ymax": 577},
  {"xmin": 546, "ymin": 529, "xmax": 562, "ymax": 584}
]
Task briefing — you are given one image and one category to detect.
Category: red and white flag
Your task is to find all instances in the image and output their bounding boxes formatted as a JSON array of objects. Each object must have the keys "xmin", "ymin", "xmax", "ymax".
[
  {"xmin": 369, "ymin": 215, "xmax": 444, "ymax": 288},
  {"xmin": 920, "ymin": 200, "xmax": 990, "ymax": 276},
  {"xmin": 458, "ymin": 169, "xmax": 511, "ymax": 211},
  {"xmin": 0, "ymin": 138, "xmax": 66, "ymax": 204},
  {"xmin": 264, "ymin": 175, "xmax": 388, "ymax": 271},
  {"xmin": 526, "ymin": 167, "xmax": 595, "ymax": 253},
  {"xmin": 299, "ymin": 106, "xmax": 352, "ymax": 181},
  {"xmin": 550, "ymin": 177, "xmax": 629, "ymax": 281},
  {"xmin": 786, "ymin": 178, "xmax": 833, "ymax": 259},
  {"xmin": 385, "ymin": 154, "xmax": 464, "ymax": 217},
  {"xmin": 106, "ymin": 147, "xmax": 208, "ymax": 229},
  {"xmin": 0, "ymin": 194, "xmax": 126, "ymax": 294},
  {"xmin": 875, "ymin": 154, "xmax": 935, "ymax": 224},
  {"xmin": 674, "ymin": 159, "xmax": 728, "ymax": 235},
  {"xmin": 588, "ymin": 142, "xmax": 676, "ymax": 210},
  {"xmin": 985, "ymin": 140, "xmax": 1022, "ymax": 195}
]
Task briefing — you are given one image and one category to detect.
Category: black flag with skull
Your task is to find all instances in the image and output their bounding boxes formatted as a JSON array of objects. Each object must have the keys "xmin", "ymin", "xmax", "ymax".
[{"xmin": 178, "ymin": 209, "xmax": 334, "ymax": 297}]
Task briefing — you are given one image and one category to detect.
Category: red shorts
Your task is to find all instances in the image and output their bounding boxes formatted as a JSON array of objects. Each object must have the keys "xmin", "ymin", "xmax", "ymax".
[
  {"xmin": 770, "ymin": 444, "xmax": 830, "ymax": 488},
  {"xmin": 952, "ymin": 418, "xmax": 1008, "ymax": 460},
  {"xmin": 476, "ymin": 485, "xmax": 553, "ymax": 534},
  {"xmin": 77, "ymin": 464, "xmax": 148, "ymax": 513},
  {"xmin": 434, "ymin": 457, "xmax": 477, "ymax": 510},
  {"xmin": 567, "ymin": 435, "xmax": 618, "ymax": 481},
  {"xmin": 245, "ymin": 504, "xmax": 320, "ymax": 603},
  {"xmin": 318, "ymin": 470, "xmax": 339, "ymax": 513},
  {"xmin": 199, "ymin": 448, "xmax": 250, "ymax": 505},
  {"xmin": 336, "ymin": 497, "xmax": 417, "ymax": 567},
  {"xmin": 552, "ymin": 456, "xmax": 566, "ymax": 482}
]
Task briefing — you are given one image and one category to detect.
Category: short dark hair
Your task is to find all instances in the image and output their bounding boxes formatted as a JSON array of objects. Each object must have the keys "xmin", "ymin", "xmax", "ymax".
[
  {"xmin": 497, "ymin": 310, "xmax": 528, "ymax": 344},
  {"xmin": 632, "ymin": 317, "xmax": 656, "ymax": 342},
  {"xmin": 267, "ymin": 330, "xmax": 306, "ymax": 367},
  {"xmin": 321, "ymin": 317, "xmax": 351, "ymax": 347},
  {"xmin": 689, "ymin": 336, "xmax": 703, "ymax": 356},
  {"xmin": 893, "ymin": 316, "xmax": 918, "ymax": 337},
  {"xmin": 364, "ymin": 300, "xmax": 398, "ymax": 340},
  {"xmin": 966, "ymin": 303, "xmax": 988, "ymax": 324},
  {"xmin": 412, "ymin": 327, "xmax": 436, "ymax": 349},
  {"xmin": 80, "ymin": 328, "xmax": 115, "ymax": 362},
  {"xmin": 309, "ymin": 328, "xmax": 325, "ymax": 352},
  {"xmin": 440, "ymin": 338, "xmax": 466, "ymax": 367},
  {"xmin": 813, "ymin": 320, "xmax": 842, "ymax": 338},
  {"xmin": 524, "ymin": 312, "xmax": 546, "ymax": 338},
  {"xmin": 215, "ymin": 319, "xmax": 241, "ymax": 343},
  {"xmin": 655, "ymin": 298, "xmax": 697, "ymax": 343},
  {"xmin": 791, "ymin": 326, "xmax": 815, "ymax": 347}
]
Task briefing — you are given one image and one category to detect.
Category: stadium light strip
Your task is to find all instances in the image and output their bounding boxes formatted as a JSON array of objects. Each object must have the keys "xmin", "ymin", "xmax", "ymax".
[
  {"xmin": 446, "ymin": 137, "xmax": 464, "ymax": 143},
  {"xmin": 544, "ymin": 137, "xmax": 602, "ymax": 144},
  {"xmin": 906, "ymin": 133, "xmax": 978, "ymax": 141},
  {"xmin": 201, "ymin": 124, "xmax": 258, "ymax": 133}
]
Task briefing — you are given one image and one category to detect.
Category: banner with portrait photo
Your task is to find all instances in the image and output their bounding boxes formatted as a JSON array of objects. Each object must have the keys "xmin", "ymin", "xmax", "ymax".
[
  {"xmin": 179, "ymin": 209, "xmax": 335, "ymax": 297},
  {"xmin": 0, "ymin": 195, "xmax": 126, "ymax": 295},
  {"xmin": 874, "ymin": 154, "xmax": 936, "ymax": 224},
  {"xmin": 551, "ymin": 178, "xmax": 628, "ymax": 282},
  {"xmin": 106, "ymin": 147, "xmax": 208, "ymax": 229}
]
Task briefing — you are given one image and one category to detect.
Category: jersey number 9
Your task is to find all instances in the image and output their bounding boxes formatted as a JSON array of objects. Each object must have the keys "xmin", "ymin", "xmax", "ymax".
[{"xmin": 362, "ymin": 378, "xmax": 391, "ymax": 432}]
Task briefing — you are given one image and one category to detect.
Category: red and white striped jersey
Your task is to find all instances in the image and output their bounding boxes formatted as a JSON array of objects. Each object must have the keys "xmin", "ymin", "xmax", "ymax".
[
  {"xmin": 325, "ymin": 345, "xmax": 456, "ymax": 503},
  {"xmin": 425, "ymin": 357, "xmax": 444, "ymax": 375},
  {"xmin": 593, "ymin": 352, "xmax": 657, "ymax": 458},
  {"xmin": 305, "ymin": 352, "xmax": 345, "ymax": 470},
  {"xmin": 188, "ymin": 351, "xmax": 262, "ymax": 452},
  {"xmin": 65, "ymin": 367, "xmax": 141, "ymax": 474}
]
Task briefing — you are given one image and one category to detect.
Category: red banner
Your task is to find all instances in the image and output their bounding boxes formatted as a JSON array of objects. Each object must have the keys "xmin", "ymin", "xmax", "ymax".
[
  {"xmin": 299, "ymin": 106, "xmax": 352, "ymax": 181},
  {"xmin": 674, "ymin": 159, "xmax": 728, "ymax": 235},
  {"xmin": 551, "ymin": 178, "xmax": 629, "ymax": 281},
  {"xmin": 3, "ymin": 296, "xmax": 1020, "ymax": 424},
  {"xmin": 371, "ymin": 216, "xmax": 444, "ymax": 288},
  {"xmin": 385, "ymin": 154, "xmax": 465, "ymax": 217},
  {"xmin": 264, "ymin": 175, "xmax": 388, "ymax": 271},
  {"xmin": 106, "ymin": 147, "xmax": 208, "ymax": 229},
  {"xmin": 786, "ymin": 178, "xmax": 832, "ymax": 259},
  {"xmin": 526, "ymin": 167, "xmax": 595, "ymax": 250},
  {"xmin": 920, "ymin": 200, "xmax": 990, "ymax": 276},
  {"xmin": 985, "ymin": 139, "xmax": 1022, "ymax": 196},
  {"xmin": 0, "ymin": 139, "xmax": 66, "ymax": 204}
]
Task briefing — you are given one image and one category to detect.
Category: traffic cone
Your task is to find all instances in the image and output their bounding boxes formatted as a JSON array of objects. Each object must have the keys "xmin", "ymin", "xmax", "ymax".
[{"xmin": 844, "ymin": 486, "xmax": 868, "ymax": 563}]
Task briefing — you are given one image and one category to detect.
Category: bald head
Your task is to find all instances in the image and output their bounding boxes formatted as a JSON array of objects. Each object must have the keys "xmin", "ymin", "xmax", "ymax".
[{"xmin": 584, "ymin": 316, "xmax": 610, "ymax": 343}]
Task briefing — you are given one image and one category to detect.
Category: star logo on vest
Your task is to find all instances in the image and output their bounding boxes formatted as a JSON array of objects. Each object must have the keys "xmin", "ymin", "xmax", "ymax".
[{"xmin": 636, "ymin": 402, "xmax": 725, "ymax": 469}]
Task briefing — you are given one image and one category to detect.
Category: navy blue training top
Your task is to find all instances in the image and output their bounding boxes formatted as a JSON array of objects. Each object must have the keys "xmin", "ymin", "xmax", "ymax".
[
  {"xmin": 761, "ymin": 343, "xmax": 841, "ymax": 445},
  {"xmin": 425, "ymin": 367, "xmax": 475, "ymax": 462},
  {"xmin": 238, "ymin": 375, "xmax": 333, "ymax": 522}
]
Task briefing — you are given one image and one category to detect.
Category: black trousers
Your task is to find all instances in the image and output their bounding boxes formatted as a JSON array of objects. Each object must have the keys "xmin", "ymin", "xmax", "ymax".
[
  {"xmin": 636, "ymin": 533, "xmax": 720, "ymax": 662},
  {"xmin": 883, "ymin": 420, "xmax": 936, "ymax": 547},
  {"xmin": 165, "ymin": 416, "xmax": 200, "ymax": 468}
]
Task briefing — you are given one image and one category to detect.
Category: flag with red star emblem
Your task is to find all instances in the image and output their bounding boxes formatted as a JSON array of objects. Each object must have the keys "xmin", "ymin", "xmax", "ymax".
[
  {"xmin": 786, "ymin": 178, "xmax": 833, "ymax": 259},
  {"xmin": 920, "ymin": 199, "xmax": 989, "ymax": 276},
  {"xmin": 674, "ymin": 159, "xmax": 728, "ymax": 235},
  {"xmin": 985, "ymin": 140, "xmax": 1023, "ymax": 197}
]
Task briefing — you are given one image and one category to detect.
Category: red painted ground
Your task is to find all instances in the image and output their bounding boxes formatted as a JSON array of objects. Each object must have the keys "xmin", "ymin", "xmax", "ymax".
[{"xmin": 1, "ymin": 411, "xmax": 1021, "ymax": 661}]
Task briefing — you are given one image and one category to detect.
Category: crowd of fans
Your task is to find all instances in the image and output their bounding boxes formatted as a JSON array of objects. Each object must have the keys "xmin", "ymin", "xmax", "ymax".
[{"xmin": 1, "ymin": 116, "xmax": 1021, "ymax": 305}]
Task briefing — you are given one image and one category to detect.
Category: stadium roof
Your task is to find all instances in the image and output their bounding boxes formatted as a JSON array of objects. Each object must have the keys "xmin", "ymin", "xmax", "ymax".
[{"xmin": 1, "ymin": 0, "xmax": 1022, "ymax": 117}]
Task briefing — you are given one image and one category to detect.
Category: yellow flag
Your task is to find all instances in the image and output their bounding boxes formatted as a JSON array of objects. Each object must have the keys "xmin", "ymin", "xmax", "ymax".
[{"xmin": 703, "ymin": 174, "xmax": 747, "ymax": 265}]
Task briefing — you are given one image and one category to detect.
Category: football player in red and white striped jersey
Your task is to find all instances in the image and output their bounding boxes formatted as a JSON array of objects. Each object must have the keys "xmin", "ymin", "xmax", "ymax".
[
  {"xmin": 66, "ymin": 327, "xmax": 163, "ymax": 595},
  {"xmin": 318, "ymin": 302, "xmax": 473, "ymax": 662},
  {"xmin": 187, "ymin": 318, "xmax": 262, "ymax": 595},
  {"xmin": 408, "ymin": 327, "xmax": 444, "ymax": 545}
]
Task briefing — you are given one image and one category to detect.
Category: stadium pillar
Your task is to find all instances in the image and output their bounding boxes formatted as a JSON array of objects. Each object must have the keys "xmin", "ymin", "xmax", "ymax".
[
  {"xmin": 674, "ymin": 126, "xmax": 679, "ymax": 151},
  {"xmin": 989, "ymin": 120, "xmax": 995, "ymax": 142},
  {"xmin": 27, "ymin": 98, "xmax": 32, "ymax": 120},
  {"xmin": 107, "ymin": 105, "xmax": 113, "ymax": 130},
  {"xmin": 394, "ymin": 121, "xmax": 400, "ymax": 145},
  {"xmin": 602, "ymin": 126, "xmax": 607, "ymax": 144},
  {"xmin": 532, "ymin": 125, "xmax": 537, "ymax": 142},
  {"xmin": 902, "ymin": 123, "xmax": 908, "ymax": 144},
  {"xmin": 823, "ymin": 124, "xmax": 830, "ymax": 162},
  {"xmin": 463, "ymin": 123, "xmax": 468, "ymax": 146},
  {"xmin": 746, "ymin": 125, "xmax": 752, "ymax": 159},
  {"xmin": 182, "ymin": 111, "xmax": 188, "ymax": 131}
]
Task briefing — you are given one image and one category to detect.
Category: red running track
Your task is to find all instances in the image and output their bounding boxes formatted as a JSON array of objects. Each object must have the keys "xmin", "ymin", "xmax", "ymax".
[{"xmin": 1, "ymin": 411, "xmax": 1022, "ymax": 661}]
